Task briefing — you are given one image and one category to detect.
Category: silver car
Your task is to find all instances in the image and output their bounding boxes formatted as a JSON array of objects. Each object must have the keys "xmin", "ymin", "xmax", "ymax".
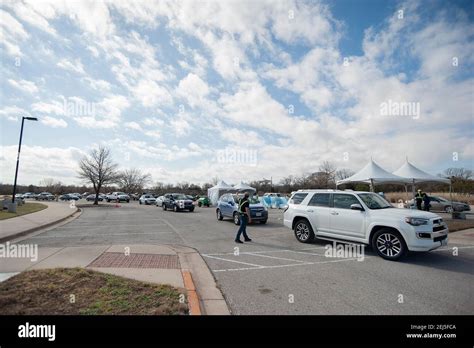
[
  {"xmin": 155, "ymin": 196, "xmax": 165, "ymax": 207},
  {"xmin": 139, "ymin": 194, "xmax": 156, "ymax": 205},
  {"xmin": 407, "ymin": 196, "xmax": 470, "ymax": 213}
]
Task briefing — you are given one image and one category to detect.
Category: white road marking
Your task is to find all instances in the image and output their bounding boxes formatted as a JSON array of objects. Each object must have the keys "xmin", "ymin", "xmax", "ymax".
[
  {"xmin": 212, "ymin": 257, "xmax": 362, "ymax": 272},
  {"xmin": 203, "ymin": 254, "xmax": 265, "ymax": 268},
  {"xmin": 246, "ymin": 253, "xmax": 309, "ymax": 263},
  {"xmin": 203, "ymin": 246, "xmax": 326, "ymax": 257}
]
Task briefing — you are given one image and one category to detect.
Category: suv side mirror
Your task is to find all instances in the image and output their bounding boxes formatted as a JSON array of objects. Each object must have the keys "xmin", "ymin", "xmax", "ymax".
[{"xmin": 350, "ymin": 203, "xmax": 364, "ymax": 211}]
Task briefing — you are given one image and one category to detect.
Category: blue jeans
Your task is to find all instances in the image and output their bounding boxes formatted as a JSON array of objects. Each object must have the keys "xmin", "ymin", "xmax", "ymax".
[{"xmin": 235, "ymin": 215, "xmax": 249, "ymax": 241}]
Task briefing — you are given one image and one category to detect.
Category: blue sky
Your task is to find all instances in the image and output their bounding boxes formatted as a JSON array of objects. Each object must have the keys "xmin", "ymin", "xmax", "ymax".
[{"xmin": 0, "ymin": 0, "xmax": 473, "ymax": 186}]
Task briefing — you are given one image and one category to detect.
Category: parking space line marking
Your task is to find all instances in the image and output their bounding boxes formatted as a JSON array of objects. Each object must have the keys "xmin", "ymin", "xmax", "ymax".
[
  {"xmin": 203, "ymin": 246, "xmax": 327, "ymax": 257},
  {"xmin": 212, "ymin": 257, "xmax": 361, "ymax": 272},
  {"xmin": 246, "ymin": 253, "xmax": 309, "ymax": 263},
  {"xmin": 202, "ymin": 255, "xmax": 265, "ymax": 268}
]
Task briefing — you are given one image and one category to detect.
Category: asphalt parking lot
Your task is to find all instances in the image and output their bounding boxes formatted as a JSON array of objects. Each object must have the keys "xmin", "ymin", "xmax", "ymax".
[{"xmin": 18, "ymin": 201, "xmax": 474, "ymax": 315}]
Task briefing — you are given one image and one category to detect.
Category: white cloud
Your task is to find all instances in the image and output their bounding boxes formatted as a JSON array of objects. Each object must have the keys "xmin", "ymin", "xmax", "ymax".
[
  {"xmin": 0, "ymin": 9, "xmax": 29, "ymax": 56},
  {"xmin": 125, "ymin": 121, "xmax": 142, "ymax": 131},
  {"xmin": 41, "ymin": 116, "xmax": 67, "ymax": 128},
  {"xmin": 0, "ymin": 106, "xmax": 31, "ymax": 121},
  {"xmin": 0, "ymin": 145, "xmax": 85, "ymax": 185},
  {"xmin": 57, "ymin": 58, "xmax": 86, "ymax": 74},
  {"xmin": 7, "ymin": 78, "xmax": 38, "ymax": 94}
]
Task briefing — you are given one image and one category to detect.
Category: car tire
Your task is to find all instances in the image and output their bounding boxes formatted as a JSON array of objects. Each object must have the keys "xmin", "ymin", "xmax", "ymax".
[
  {"xmin": 139, "ymin": 201, "xmax": 142, "ymax": 205},
  {"xmin": 444, "ymin": 206, "xmax": 453, "ymax": 213},
  {"xmin": 372, "ymin": 228, "xmax": 408, "ymax": 261},
  {"xmin": 233, "ymin": 212, "xmax": 240, "ymax": 225},
  {"xmin": 189, "ymin": 208, "xmax": 194, "ymax": 212},
  {"xmin": 173, "ymin": 205, "xmax": 178, "ymax": 212},
  {"xmin": 198, "ymin": 202, "xmax": 202, "ymax": 207},
  {"xmin": 127, "ymin": 200, "xmax": 130, "ymax": 203},
  {"xmin": 294, "ymin": 219, "xmax": 315, "ymax": 243},
  {"xmin": 260, "ymin": 220, "xmax": 267, "ymax": 224}
]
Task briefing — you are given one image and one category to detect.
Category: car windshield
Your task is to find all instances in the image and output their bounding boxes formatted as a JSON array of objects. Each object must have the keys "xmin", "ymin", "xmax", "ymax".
[
  {"xmin": 357, "ymin": 193, "xmax": 392, "ymax": 209},
  {"xmin": 173, "ymin": 194, "xmax": 187, "ymax": 200}
]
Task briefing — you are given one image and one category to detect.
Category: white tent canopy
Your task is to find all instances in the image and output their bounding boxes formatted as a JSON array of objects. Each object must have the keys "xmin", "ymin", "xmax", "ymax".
[
  {"xmin": 207, "ymin": 181, "xmax": 236, "ymax": 205},
  {"xmin": 393, "ymin": 160, "xmax": 451, "ymax": 184},
  {"xmin": 336, "ymin": 159, "xmax": 411, "ymax": 188},
  {"xmin": 233, "ymin": 182, "xmax": 256, "ymax": 193}
]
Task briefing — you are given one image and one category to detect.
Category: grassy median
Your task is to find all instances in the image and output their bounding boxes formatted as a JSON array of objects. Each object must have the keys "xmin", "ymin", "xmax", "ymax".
[
  {"xmin": 0, "ymin": 268, "xmax": 188, "ymax": 315},
  {"xmin": 0, "ymin": 202, "xmax": 48, "ymax": 220}
]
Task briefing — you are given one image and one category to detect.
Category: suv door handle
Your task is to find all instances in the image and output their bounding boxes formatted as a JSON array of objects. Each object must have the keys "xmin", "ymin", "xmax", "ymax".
[
  {"xmin": 307, "ymin": 209, "xmax": 314, "ymax": 213},
  {"xmin": 331, "ymin": 211, "xmax": 339, "ymax": 215}
]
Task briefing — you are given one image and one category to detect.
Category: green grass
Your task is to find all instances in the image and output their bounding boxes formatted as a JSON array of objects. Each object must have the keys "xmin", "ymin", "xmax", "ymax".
[
  {"xmin": 0, "ymin": 202, "xmax": 47, "ymax": 220},
  {"xmin": 0, "ymin": 268, "xmax": 188, "ymax": 315}
]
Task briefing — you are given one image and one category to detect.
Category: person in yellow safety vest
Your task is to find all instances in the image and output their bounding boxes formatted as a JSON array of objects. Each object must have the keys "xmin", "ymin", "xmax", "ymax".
[
  {"xmin": 235, "ymin": 192, "xmax": 252, "ymax": 244},
  {"xmin": 415, "ymin": 189, "xmax": 423, "ymax": 210}
]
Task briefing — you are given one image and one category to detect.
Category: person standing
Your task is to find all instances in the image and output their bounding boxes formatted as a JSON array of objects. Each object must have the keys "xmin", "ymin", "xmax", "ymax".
[
  {"xmin": 235, "ymin": 192, "xmax": 252, "ymax": 243},
  {"xmin": 423, "ymin": 192, "xmax": 431, "ymax": 211},
  {"xmin": 415, "ymin": 189, "xmax": 423, "ymax": 210}
]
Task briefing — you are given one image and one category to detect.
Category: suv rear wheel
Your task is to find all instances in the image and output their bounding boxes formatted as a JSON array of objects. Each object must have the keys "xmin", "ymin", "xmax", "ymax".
[
  {"xmin": 372, "ymin": 228, "xmax": 407, "ymax": 261},
  {"xmin": 294, "ymin": 219, "xmax": 314, "ymax": 243}
]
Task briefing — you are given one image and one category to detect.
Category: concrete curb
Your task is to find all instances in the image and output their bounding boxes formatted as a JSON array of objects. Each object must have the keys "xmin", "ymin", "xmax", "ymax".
[
  {"xmin": 170, "ymin": 244, "xmax": 231, "ymax": 315},
  {"xmin": 0, "ymin": 207, "xmax": 81, "ymax": 244}
]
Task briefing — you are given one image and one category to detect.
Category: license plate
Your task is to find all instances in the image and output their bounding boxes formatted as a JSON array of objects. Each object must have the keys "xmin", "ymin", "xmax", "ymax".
[{"xmin": 256, "ymin": 213, "xmax": 262, "ymax": 217}]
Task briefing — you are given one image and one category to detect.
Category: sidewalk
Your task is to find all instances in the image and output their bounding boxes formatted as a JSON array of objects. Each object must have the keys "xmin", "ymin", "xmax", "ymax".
[
  {"xmin": 0, "ymin": 201, "xmax": 79, "ymax": 243},
  {"xmin": 0, "ymin": 244, "xmax": 229, "ymax": 315}
]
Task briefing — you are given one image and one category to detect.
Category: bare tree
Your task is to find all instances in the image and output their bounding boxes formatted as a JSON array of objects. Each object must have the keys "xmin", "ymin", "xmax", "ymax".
[
  {"xmin": 78, "ymin": 147, "xmax": 119, "ymax": 205},
  {"xmin": 444, "ymin": 168, "xmax": 473, "ymax": 180},
  {"xmin": 317, "ymin": 161, "xmax": 337, "ymax": 188},
  {"xmin": 117, "ymin": 168, "xmax": 151, "ymax": 194},
  {"xmin": 335, "ymin": 168, "xmax": 355, "ymax": 181}
]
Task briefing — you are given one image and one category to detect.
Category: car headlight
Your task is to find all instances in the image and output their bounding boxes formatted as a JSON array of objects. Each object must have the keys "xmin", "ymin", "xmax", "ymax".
[{"xmin": 405, "ymin": 217, "xmax": 429, "ymax": 226}]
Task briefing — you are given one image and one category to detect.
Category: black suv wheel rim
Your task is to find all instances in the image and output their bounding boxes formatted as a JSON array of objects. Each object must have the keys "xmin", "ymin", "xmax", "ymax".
[
  {"xmin": 295, "ymin": 222, "xmax": 309, "ymax": 241},
  {"xmin": 376, "ymin": 233, "xmax": 401, "ymax": 257}
]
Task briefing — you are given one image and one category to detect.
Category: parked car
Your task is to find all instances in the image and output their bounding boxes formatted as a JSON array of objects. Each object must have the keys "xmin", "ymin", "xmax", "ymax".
[
  {"xmin": 71, "ymin": 193, "xmax": 82, "ymax": 199},
  {"xmin": 106, "ymin": 192, "xmax": 130, "ymax": 203},
  {"xmin": 197, "ymin": 196, "xmax": 211, "ymax": 207},
  {"xmin": 407, "ymin": 196, "xmax": 470, "ymax": 213},
  {"xmin": 139, "ymin": 194, "xmax": 156, "ymax": 205},
  {"xmin": 155, "ymin": 196, "xmax": 165, "ymax": 207},
  {"xmin": 162, "ymin": 193, "xmax": 194, "ymax": 212},
  {"xmin": 35, "ymin": 192, "xmax": 55, "ymax": 201},
  {"xmin": 284, "ymin": 190, "xmax": 449, "ymax": 261},
  {"xmin": 59, "ymin": 194, "xmax": 80, "ymax": 201},
  {"xmin": 14, "ymin": 194, "xmax": 25, "ymax": 203},
  {"xmin": 216, "ymin": 193, "xmax": 268, "ymax": 225},
  {"xmin": 86, "ymin": 194, "xmax": 103, "ymax": 202},
  {"xmin": 22, "ymin": 192, "xmax": 37, "ymax": 199}
]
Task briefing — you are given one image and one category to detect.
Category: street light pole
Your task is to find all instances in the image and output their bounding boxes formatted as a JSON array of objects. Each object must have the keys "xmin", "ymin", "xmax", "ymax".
[{"xmin": 11, "ymin": 116, "xmax": 38, "ymax": 205}]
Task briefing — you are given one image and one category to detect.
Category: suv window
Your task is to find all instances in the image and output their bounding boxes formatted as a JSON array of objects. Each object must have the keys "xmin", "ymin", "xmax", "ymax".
[
  {"xmin": 333, "ymin": 194, "xmax": 360, "ymax": 209},
  {"xmin": 308, "ymin": 193, "xmax": 330, "ymax": 207},
  {"xmin": 290, "ymin": 193, "xmax": 308, "ymax": 205}
]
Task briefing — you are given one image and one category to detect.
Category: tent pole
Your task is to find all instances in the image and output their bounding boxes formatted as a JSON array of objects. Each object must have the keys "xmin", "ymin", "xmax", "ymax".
[{"xmin": 449, "ymin": 181, "xmax": 454, "ymax": 219}]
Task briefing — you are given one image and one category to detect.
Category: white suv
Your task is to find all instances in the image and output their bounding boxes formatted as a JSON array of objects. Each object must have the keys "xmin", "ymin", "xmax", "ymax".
[{"xmin": 283, "ymin": 190, "xmax": 449, "ymax": 260}]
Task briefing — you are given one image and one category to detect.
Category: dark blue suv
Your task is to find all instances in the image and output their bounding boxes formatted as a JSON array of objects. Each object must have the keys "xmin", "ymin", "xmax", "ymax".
[{"xmin": 216, "ymin": 193, "xmax": 268, "ymax": 225}]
